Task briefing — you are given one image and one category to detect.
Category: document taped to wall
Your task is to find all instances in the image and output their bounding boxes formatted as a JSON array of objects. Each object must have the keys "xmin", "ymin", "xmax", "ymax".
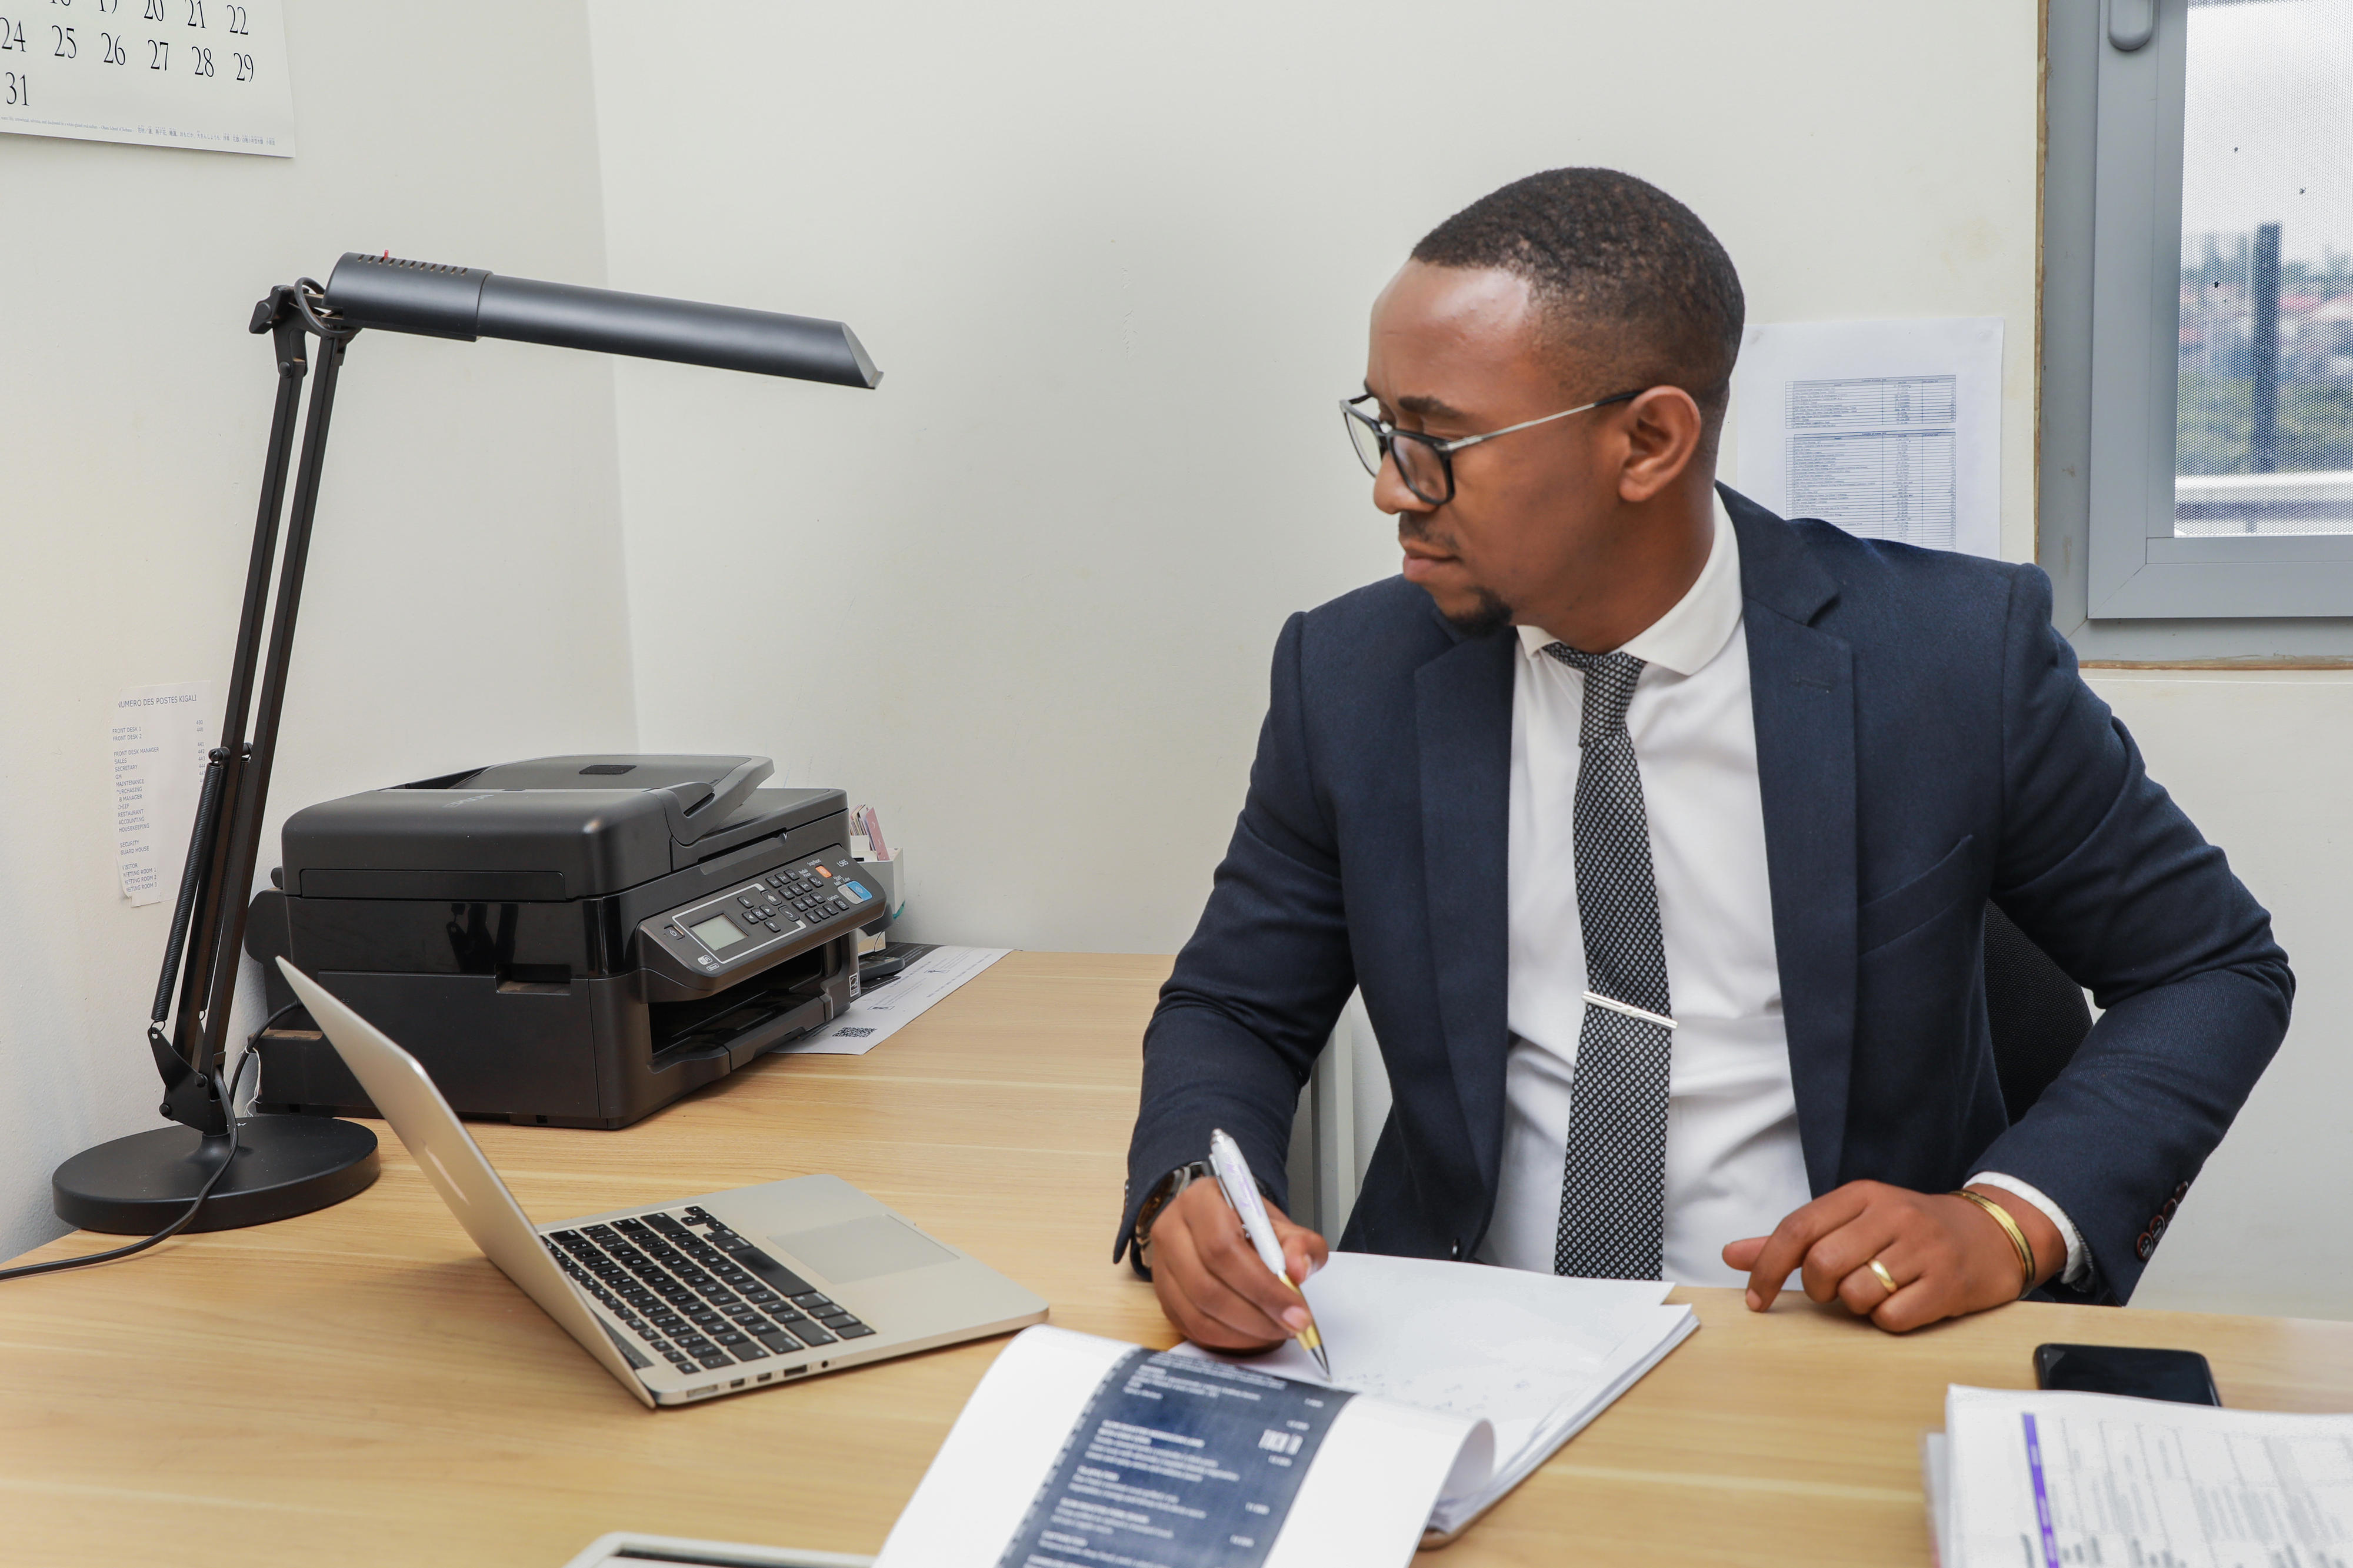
[
  {"xmin": 1732, "ymin": 318, "xmax": 2004, "ymax": 559},
  {"xmin": 109, "ymin": 680, "xmax": 212, "ymax": 907},
  {"xmin": 0, "ymin": 0, "xmax": 295, "ymax": 157}
]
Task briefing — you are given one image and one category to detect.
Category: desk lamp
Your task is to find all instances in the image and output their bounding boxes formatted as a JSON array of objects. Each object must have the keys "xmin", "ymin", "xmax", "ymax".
[{"xmin": 49, "ymin": 257, "xmax": 880, "ymax": 1242}]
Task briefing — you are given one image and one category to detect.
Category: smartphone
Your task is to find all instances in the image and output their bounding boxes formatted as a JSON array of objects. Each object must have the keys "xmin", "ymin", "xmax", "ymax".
[{"xmin": 2034, "ymin": 1343, "xmax": 2221, "ymax": 1406}]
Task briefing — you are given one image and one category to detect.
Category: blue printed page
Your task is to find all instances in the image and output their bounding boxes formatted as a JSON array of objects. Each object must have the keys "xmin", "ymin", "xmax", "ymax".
[{"xmin": 875, "ymin": 1325, "xmax": 1485, "ymax": 1568}]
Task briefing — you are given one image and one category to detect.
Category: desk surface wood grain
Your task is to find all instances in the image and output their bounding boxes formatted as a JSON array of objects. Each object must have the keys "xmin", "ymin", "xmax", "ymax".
[{"xmin": 4, "ymin": 951, "xmax": 2349, "ymax": 1566}]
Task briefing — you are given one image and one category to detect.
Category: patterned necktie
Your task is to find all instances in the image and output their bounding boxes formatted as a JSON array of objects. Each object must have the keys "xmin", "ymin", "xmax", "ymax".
[{"xmin": 1542, "ymin": 645, "xmax": 1674, "ymax": 1280}]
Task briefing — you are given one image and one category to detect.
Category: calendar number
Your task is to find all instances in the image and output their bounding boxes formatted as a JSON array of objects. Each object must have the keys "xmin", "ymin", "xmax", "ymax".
[{"xmin": 1, "ymin": 0, "xmax": 284, "ymax": 150}]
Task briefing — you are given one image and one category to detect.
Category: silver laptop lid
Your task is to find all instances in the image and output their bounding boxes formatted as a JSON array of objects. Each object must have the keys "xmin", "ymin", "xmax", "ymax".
[{"xmin": 275, "ymin": 958, "xmax": 654, "ymax": 1406}]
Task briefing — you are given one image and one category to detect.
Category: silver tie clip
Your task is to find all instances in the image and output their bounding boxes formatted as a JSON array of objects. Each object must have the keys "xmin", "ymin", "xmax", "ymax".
[{"xmin": 1582, "ymin": 990, "xmax": 1677, "ymax": 1031}]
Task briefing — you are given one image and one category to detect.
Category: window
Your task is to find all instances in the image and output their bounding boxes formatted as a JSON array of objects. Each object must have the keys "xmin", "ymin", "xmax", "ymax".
[
  {"xmin": 2052, "ymin": 0, "xmax": 2353, "ymax": 636},
  {"xmin": 2174, "ymin": 4, "xmax": 2353, "ymax": 538}
]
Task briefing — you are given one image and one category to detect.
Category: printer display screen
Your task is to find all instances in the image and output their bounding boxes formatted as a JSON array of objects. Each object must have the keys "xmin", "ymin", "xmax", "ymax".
[{"xmin": 688, "ymin": 913, "xmax": 746, "ymax": 952}]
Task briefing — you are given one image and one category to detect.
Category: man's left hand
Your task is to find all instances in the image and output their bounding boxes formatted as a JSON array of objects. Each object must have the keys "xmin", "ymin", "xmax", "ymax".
[{"xmin": 1721, "ymin": 1181, "xmax": 2064, "ymax": 1333}]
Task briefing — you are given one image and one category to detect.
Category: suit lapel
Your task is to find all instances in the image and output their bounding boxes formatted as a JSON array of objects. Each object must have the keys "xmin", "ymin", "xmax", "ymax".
[
  {"xmin": 1415, "ymin": 626, "xmax": 1516, "ymax": 1212},
  {"xmin": 1727, "ymin": 488, "xmax": 1857, "ymax": 1194}
]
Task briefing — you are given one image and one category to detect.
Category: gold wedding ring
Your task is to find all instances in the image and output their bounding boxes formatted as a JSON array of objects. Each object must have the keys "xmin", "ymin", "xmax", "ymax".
[{"xmin": 1867, "ymin": 1258, "xmax": 1899, "ymax": 1296}]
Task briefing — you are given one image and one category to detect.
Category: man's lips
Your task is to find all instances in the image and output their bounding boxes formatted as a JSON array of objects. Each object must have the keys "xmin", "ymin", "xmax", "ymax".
[{"xmin": 1400, "ymin": 541, "xmax": 1455, "ymax": 581}]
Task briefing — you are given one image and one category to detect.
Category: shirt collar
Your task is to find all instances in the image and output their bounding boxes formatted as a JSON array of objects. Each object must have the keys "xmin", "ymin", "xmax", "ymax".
[{"xmin": 1515, "ymin": 492, "xmax": 1742, "ymax": 678}]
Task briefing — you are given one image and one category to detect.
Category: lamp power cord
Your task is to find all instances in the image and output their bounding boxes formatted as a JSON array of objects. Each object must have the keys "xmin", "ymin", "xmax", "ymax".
[{"xmin": 0, "ymin": 1050, "xmax": 255, "ymax": 1283}]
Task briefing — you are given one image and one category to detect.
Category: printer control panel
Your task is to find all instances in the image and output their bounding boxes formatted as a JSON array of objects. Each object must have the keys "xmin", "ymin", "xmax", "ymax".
[{"xmin": 639, "ymin": 848, "xmax": 879, "ymax": 985}]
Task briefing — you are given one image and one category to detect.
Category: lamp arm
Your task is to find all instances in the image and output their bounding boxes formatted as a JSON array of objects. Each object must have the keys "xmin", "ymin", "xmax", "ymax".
[{"xmin": 148, "ymin": 285, "xmax": 354, "ymax": 1133}]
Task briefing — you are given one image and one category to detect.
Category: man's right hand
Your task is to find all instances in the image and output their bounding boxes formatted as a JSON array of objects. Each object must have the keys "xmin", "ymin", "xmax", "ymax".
[{"xmin": 1146, "ymin": 1177, "xmax": 1331, "ymax": 1353}]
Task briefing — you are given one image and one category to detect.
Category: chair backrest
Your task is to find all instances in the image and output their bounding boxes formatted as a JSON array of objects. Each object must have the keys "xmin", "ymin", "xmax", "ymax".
[{"xmin": 1983, "ymin": 903, "xmax": 2094, "ymax": 1123}]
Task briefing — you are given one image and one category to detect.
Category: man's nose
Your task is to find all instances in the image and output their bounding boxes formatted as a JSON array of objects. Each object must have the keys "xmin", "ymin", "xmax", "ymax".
[{"xmin": 1372, "ymin": 451, "xmax": 1432, "ymax": 518}]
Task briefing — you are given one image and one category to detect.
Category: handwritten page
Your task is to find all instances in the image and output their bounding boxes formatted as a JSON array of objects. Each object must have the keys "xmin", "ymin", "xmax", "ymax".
[
  {"xmin": 1734, "ymin": 317, "xmax": 2004, "ymax": 559},
  {"xmin": 0, "ymin": 0, "xmax": 294, "ymax": 158},
  {"xmin": 109, "ymin": 680, "xmax": 212, "ymax": 907}
]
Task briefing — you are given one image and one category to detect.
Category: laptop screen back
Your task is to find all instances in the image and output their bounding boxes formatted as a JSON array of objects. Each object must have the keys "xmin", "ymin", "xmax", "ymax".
[{"xmin": 274, "ymin": 958, "xmax": 652, "ymax": 1403}]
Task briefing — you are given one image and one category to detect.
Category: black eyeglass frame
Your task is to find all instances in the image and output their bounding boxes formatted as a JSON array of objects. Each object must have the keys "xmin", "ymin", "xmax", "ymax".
[{"xmin": 1342, "ymin": 387, "xmax": 1645, "ymax": 505}]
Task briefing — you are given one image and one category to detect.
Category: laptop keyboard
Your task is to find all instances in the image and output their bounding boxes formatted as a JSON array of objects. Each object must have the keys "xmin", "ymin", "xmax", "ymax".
[{"xmin": 543, "ymin": 1205, "xmax": 876, "ymax": 1377}]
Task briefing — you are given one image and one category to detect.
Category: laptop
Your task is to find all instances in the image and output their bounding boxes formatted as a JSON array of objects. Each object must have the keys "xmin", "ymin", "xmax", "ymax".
[{"xmin": 278, "ymin": 958, "xmax": 1049, "ymax": 1407}]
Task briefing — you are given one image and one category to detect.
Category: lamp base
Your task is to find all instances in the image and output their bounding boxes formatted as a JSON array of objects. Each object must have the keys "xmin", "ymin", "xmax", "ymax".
[{"xmin": 52, "ymin": 1114, "xmax": 379, "ymax": 1234}]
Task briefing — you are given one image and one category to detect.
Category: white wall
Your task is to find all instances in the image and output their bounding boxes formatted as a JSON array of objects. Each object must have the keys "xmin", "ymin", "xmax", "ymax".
[
  {"xmin": 2082, "ymin": 674, "xmax": 2353, "ymax": 1321},
  {"xmin": 0, "ymin": 0, "xmax": 636, "ymax": 1263},
  {"xmin": 585, "ymin": 0, "xmax": 2044, "ymax": 954}
]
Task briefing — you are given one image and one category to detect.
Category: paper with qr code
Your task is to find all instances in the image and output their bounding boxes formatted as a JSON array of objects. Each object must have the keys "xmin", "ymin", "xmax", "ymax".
[{"xmin": 772, "ymin": 945, "xmax": 1012, "ymax": 1056}]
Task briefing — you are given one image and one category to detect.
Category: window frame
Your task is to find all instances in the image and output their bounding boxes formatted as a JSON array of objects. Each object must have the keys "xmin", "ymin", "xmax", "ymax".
[{"xmin": 2045, "ymin": 0, "xmax": 2353, "ymax": 648}]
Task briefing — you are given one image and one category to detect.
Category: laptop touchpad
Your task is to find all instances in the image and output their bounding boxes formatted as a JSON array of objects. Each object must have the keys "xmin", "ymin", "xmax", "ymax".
[{"xmin": 774, "ymin": 1215, "xmax": 956, "ymax": 1283}]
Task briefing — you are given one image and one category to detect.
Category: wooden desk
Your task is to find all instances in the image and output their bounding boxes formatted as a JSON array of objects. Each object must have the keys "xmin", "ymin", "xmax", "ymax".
[{"xmin": 4, "ymin": 951, "xmax": 2349, "ymax": 1566}]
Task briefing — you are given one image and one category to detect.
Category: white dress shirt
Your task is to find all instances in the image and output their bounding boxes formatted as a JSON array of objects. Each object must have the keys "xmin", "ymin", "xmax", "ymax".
[{"xmin": 1478, "ymin": 496, "xmax": 2087, "ymax": 1288}]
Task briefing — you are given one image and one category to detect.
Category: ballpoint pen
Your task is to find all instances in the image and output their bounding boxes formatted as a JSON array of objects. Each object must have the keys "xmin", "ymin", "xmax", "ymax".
[{"xmin": 1207, "ymin": 1127, "xmax": 1331, "ymax": 1377}]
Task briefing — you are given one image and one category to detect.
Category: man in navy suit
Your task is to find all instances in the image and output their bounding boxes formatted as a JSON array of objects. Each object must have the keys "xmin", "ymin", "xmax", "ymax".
[{"xmin": 1119, "ymin": 168, "xmax": 2291, "ymax": 1343}]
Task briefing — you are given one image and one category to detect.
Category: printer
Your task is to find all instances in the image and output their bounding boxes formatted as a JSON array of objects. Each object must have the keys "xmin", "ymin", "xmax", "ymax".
[{"xmin": 244, "ymin": 755, "xmax": 885, "ymax": 1129}]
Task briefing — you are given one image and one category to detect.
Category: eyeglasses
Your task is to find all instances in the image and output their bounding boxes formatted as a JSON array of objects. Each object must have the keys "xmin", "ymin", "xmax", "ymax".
[{"xmin": 1341, "ymin": 387, "xmax": 1643, "ymax": 506}]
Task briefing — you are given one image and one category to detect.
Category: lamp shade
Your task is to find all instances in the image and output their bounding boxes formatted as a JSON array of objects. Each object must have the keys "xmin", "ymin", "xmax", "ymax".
[{"xmin": 321, "ymin": 253, "xmax": 879, "ymax": 388}]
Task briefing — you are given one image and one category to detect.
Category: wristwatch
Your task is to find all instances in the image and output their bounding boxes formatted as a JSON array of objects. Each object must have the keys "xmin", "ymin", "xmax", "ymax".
[
  {"xmin": 1129, "ymin": 1157, "xmax": 1277, "ymax": 1277},
  {"xmin": 1129, "ymin": 1160, "xmax": 1213, "ymax": 1276}
]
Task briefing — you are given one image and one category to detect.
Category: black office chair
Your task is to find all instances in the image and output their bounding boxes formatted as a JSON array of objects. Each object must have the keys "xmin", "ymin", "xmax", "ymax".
[{"xmin": 1984, "ymin": 903, "xmax": 2094, "ymax": 1122}]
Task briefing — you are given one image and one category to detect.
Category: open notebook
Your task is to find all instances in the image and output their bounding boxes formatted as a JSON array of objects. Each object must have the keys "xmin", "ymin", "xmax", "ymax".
[
  {"xmin": 1187, "ymin": 1253, "xmax": 1699, "ymax": 1538},
  {"xmin": 876, "ymin": 1256, "xmax": 1696, "ymax": 1565}
]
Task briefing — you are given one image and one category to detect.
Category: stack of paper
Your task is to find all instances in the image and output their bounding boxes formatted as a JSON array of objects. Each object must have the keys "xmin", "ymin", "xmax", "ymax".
[
  {"xmin": 1188, "ymin": 1252, "xmax": 1698, "ymax": 1539},
  {"xmin": 774, "ymin": 945, "xmax": 1009, "ymax": 1055},
  {"xmin": 1925, "ymin": 1383, "xmax": 2353, "ymax": 1568}
]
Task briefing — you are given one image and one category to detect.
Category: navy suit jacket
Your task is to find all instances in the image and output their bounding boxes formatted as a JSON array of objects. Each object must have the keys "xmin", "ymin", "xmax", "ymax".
[{"xmin": 1119, "ymin": 487, "xmax": 2292, "ymax": 1305}]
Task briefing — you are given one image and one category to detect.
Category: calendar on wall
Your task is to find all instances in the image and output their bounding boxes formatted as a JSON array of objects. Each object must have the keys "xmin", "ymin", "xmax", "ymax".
[{"xmin": 0, "ymin": 0, "xmax": 292, "ymax": 156}]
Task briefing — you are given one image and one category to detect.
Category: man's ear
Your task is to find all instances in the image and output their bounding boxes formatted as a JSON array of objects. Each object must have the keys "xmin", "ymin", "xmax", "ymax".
[{"xmin": 1615, "ymin": 386, "xmax": 1704, "ymax": 505}]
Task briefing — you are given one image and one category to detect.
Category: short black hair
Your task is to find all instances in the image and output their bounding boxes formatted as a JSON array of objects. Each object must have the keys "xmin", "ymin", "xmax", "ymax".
[{"xmin": 1411, "ymin": 168, "xmax": 1744, "ymax": 433}]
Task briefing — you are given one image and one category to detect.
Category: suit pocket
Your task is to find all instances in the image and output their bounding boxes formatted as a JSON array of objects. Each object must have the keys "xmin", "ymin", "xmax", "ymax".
[{"xmin": 1858, "ymin": 835, "xmax": 1979, "ymax": 955}]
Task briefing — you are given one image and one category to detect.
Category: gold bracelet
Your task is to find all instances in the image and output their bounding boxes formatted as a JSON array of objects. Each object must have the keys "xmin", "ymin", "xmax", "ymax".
[{"xmin": 1951, "ymin": 1189, "xmax": 2037, "ymax": 1298}]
